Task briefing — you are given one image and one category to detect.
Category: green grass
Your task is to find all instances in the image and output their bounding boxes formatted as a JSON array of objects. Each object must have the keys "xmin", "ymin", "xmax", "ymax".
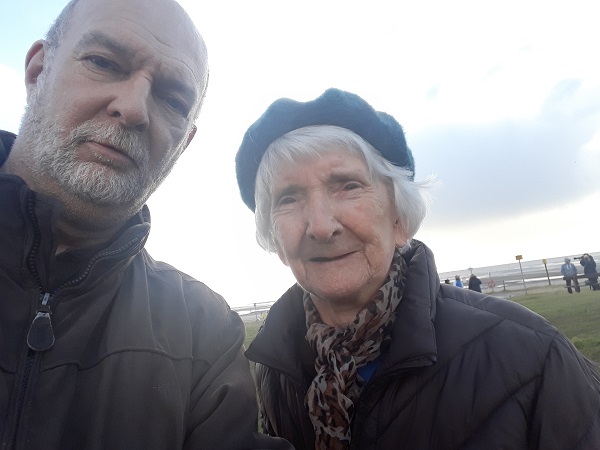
[
  {"xmin": 244, "ymin": 320, "xmax": 263, "ymax": 350},
  {"xmin": 512, "ymin": 288, "xmax": 600, "ymax": 363},
  {"xmin": 243, "ymin": 287, "xmax": 600, "ymax": 363}
]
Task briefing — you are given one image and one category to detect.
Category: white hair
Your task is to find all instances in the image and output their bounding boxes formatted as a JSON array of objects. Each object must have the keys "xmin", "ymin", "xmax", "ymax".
[{"xmin": 254, "ymin": 125, "xmax": 435, "ymax": 252}]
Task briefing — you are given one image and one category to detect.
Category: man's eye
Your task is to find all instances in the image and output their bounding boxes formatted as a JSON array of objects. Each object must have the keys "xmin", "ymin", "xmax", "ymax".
[
  {"xmin": 84, "ymin": 55, "xmax": 121, "ymax": 73},
  {"xmin": 164, "ymin": 96, "xmax": 189, "ymax": 116}
]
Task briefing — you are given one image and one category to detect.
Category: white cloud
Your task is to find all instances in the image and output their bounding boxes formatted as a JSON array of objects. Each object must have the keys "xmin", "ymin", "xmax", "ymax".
[
  {"xmin": 420, "ymin": 191, "xmax": 600, "ymax": 273},
  {"xmin": 0, "ymin": 65, "xmax": 26, "ymax": 133},
  {"xmin": 2, "ymin": 0, "xmax": 599, "ymax": 307}
]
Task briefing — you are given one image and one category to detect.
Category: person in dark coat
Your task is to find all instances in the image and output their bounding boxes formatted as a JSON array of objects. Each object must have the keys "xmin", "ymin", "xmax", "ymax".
[
  {"xmin": 235, "ymin": 88, "xmax": 600, "ymax": 449},
  {"xmin": 580, "ymin": 254, "xmax": 600, "ymax": 291},
  {"xmin": 0, "ymin": 0, "xmax": 291, "ymax": 448},
  {"xmin": 468, "ymin": 273, "xmax": 482, "ymax": 292}
]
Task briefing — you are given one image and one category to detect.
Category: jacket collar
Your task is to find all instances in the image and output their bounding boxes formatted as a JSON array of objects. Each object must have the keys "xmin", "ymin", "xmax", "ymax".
[
  {"xmin": 246, "ymin": 284, "xmax": 311, "ymax": 382},
  {"xmin": 380, "ymin": 240, "xmax": 438, "ymax": 372},
  {"xmin": 0, "ymin": 129, "xmax": 151, "ymax": 290},
  {"xmin": 0, "ymin": 130, "xmax": 16, "ymax": 167}
]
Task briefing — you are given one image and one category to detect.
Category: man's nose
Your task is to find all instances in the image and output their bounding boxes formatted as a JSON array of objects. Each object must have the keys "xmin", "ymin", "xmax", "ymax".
[
  {"xmin": 305, "ymin": 196, "xmax": 342, "ymax": 242},
  {"xmin": 106, "ymin": 76, "xmax": 151, "ymax": 131}
]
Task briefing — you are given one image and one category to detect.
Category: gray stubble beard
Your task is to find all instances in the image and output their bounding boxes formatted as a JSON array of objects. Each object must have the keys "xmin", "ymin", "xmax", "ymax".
[{"xmin": 18, "ymin": 70, "xmax": 183, "ymax": 211}]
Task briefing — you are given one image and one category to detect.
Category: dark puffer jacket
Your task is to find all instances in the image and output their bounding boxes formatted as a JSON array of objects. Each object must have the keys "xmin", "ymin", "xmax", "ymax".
[
  {"xmin": 0, "ymin": 131, "xmax": 290, "ymax": 450},
  {"xmin": 246, "ymin": 241, "xmax": 600, "ymax": 449}
]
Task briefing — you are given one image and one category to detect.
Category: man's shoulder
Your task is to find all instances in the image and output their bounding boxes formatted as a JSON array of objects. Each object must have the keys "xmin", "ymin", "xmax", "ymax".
[
  {"xmin": 0, "ymin": 130, "xmax": 16, "ymax": 148},
  {"xmin": 141, "ymin": 251, "xmax": 228, "ymax": 306},
  {"xmin": 130, "ymin": 251, "xmax": 245, "ymax": 354},
  {"xmin": 0, "ymin": 130, "xmax": 16, "ymax": 166},
  {"xmin": 434, "ymin": 287, "xmax": 567, "ymax": 381}
]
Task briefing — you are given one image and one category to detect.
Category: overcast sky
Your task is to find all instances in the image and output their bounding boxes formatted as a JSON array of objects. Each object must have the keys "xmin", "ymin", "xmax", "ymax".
[{"xmin": 1, "ymin": 0, "xmax": 599, "ymax": 307}]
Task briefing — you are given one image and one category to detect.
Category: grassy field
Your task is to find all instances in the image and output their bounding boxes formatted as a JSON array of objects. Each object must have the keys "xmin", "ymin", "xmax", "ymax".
[
  {"xmin": 511, "ymin": 287, "xmax": 600, "ymax": 362},
  {"xmin": 244, "ymin": 319, "xmax": 263, "ymax": 350},
  {"xmin": 243, "ymin": 286, "xmax": 600, "ymax": 363}
]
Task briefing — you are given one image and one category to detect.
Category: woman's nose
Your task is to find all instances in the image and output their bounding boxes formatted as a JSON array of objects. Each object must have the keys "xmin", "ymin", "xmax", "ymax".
[{"xmin": 305, "ymin": 196, "xmax": 342, "ymax": 242}]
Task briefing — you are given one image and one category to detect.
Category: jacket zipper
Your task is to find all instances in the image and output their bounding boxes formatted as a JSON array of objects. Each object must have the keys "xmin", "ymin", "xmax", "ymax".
[
  {"xmin": 8, "ymin": 195, "xmax": 46, "ymax": 449},
  {"xmin": 9, "ymin": 350, "xmax": 36, "ymax": 450},
  {"xmin": 8, "ymin": 193, "xmax": 143, "ymax": 448},
  {"xmin": 27, "ymin": 292, "xmax": 55, "ymax": 351}
]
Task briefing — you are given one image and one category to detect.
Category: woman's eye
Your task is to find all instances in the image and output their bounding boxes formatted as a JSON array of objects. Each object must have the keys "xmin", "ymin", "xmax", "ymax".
[
  {"xmin": 273, "ymin": 194, "xmax": 298, "ymax": 210},
  {"xmin": 343, "ymin": 182, "xmax": 361, "ymax": 191},
  {"xmin": 278, "ymin": 196, "xmax": 296, "ymax": 206}
]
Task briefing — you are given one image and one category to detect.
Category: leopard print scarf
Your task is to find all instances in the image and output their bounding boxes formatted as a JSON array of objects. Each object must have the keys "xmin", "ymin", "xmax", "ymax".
[{"xmin": 304, "ymin": 249, "xmax": 406, "ymax": 450}]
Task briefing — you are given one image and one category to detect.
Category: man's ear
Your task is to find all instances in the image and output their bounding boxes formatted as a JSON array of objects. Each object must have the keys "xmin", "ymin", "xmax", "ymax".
[
  {"xmin": 183, "ymin": 124, "xmax": 197, "ymax": 150},
  {"xmin": 24, "ymin": 40, "xmax": 48, "ymax": 101}
]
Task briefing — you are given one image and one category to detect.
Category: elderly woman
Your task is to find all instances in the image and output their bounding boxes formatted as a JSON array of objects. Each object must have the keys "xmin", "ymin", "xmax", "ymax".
[{"xmin": 235, "ymin": 89, "xmax": 600, "ymax": 449}]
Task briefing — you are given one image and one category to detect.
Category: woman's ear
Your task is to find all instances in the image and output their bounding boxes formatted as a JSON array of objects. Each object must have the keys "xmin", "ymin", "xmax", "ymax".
[
  {"xmin": 394, "ymin": 218, "xmax": 408, "ymax": 248},
  {"xmin": 24, "ymin": 40, "xmax": 48, "ymax": 101}
]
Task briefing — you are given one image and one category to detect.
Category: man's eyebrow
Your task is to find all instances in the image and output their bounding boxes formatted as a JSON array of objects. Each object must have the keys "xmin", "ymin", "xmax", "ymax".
[
  {"xmin": 73, "ymin": 31, "xmax": 135, "ymax": 60},
  {"xmin": 73, "ymin": 31, "xmax": 199, "ymax": 108}
]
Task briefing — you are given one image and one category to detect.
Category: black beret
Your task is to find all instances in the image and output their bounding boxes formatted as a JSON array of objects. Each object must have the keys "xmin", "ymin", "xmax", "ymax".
[{"xmin": 235, "ymin": 88, "xmax": 414, "ymax": 211}]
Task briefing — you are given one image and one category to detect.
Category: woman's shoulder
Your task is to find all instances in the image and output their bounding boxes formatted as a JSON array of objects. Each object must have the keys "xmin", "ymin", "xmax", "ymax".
[{"xmin": 436, "ymin": 288, "xmax": 559, "ymax": 351}]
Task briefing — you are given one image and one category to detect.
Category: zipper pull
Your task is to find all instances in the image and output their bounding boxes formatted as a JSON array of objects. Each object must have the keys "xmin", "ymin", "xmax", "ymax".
[{"xmin": 27, "ymin": 292, "xmax": 56, "ymax": 352}]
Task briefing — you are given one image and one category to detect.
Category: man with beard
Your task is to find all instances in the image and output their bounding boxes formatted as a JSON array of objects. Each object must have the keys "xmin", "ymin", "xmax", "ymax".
[{"xmin": 0, "ymin": 0, "xmax": 291, "ymax": 449}]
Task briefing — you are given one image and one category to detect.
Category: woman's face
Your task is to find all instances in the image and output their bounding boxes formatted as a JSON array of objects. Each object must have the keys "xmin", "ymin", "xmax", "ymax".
[{"xmin": 270, "ymin": 147, "xmax": 407, "ymax": 309}]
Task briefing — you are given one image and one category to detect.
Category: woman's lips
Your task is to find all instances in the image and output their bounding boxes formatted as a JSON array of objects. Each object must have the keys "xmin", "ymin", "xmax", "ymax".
[{"xmin": 310, "ymin": 252, "xmax": 354, "ymax": 262}]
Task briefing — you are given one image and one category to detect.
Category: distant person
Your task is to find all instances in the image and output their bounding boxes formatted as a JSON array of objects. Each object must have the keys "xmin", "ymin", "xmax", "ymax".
[
  {"xmin": 455, "ymin": 275, "xmax": 463, "ymax": 288},
  {"xmin": 561, "ymin": 257, "xmax": 581, "ymax": 294},
  {"xmin": 0, "ymin": 0, "xmax": 291, "ymax": 448},
  {"xmin": 468, "ymin": 274, "xmax": 482, "ymax": 292},
  {"xmin": 580, "ymin": 254, "xmax": 600, "ymax": 291},
  {"xmin": 235, "ymin": 88, "xmax": 600, "ymax": 449}
]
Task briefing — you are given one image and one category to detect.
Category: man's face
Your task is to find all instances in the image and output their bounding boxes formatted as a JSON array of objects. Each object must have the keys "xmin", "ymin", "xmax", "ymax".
[{"xmin": 20, "ymin": 0, "xmax": 207, "ymax": 221}]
